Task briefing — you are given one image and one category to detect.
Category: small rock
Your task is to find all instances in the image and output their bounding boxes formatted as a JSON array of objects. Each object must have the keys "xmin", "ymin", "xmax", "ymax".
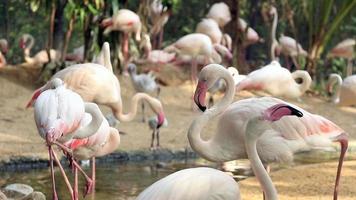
[{"xmin": 3, "ymin": 183, "xmax": 33, "ymax": 199}]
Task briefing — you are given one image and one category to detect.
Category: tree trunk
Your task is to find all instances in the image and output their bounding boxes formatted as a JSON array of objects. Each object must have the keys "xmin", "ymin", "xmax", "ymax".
[
  {"xmin": 61, "ymin": 13, "xmax": 75, "ymax": 62},
  {"xmin": 53, "ymin": 0, "xmax": 67, "ymax": 50},
  {"xmin": 83, "ymin": 14, "xmax": 94, "ymax": 62}
]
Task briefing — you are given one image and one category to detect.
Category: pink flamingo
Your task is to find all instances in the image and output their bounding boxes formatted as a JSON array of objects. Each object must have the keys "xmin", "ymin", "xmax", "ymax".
[
  {"xmin": 0, "ymin": 39, "xmax": 8, "ymax": 68},
  {"xmin": 27, "ymin": 43, "xmax": 165, "ymax": 127},
  {"xmin": 269, "ymin": 6, "xmax": 308, "ymax": 69},
  {"xmin": 149, "ymin": 0, "xmax": 172, "ymax": 49},
  {"xmin": 137, "ymin": 104, "xmax": 305, "ymax": 200},
  {"xmin": 189, "ymin": 63, "xmax": 348, "ymax": 200},
  {"xmin": 327, "ymin": 73, "xmax": 356, "ymax": 106},
  {"xmin": 138, "ymin": 34, "xmax": 176, "ymax": 64},
  {"xmin": 206, "ymin": 2, "xmax": 231, "ymax": 28},
  {"xmin": 196, "ymin": 18, "xmax": 223, "ymax": 44},
  {"xmin": 238, "ymin": 18, "xmax": 264, "ymax": 47},
  {"xmin": 328, "ymin": 38, "xmax": 355, "ymax": 76},
  {"xmin": 33, "ymin": 78, "xmax": 103, "ymax": 200},
  {"xmin": 101, "ymin": 9, "xmax": 142, "ymax": 75},
  {"xmin": 236, "ymin": 61, "xmax": 312, "ymax": 99},
  {"xmin": 20, "ymin": 34, "xmax": 61, "ymax": 67},
  {"xmin": 164, "ymin": 33, "xmax": 232, "ymax": 84}
]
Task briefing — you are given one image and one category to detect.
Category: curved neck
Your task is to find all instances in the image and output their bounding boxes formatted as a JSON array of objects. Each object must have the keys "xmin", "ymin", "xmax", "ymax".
[
  {"xmin": 328, "ymin": 74, "xmax": 342, "ymax": 103},
  {"xmin": 245, "ymin": 117, "xmax": 278, "ymax": 200},
  {"xmin": 73, "ymin": 103, "xmax": 104, "ymax": 139},
  {"xmin": 114, "ymin": 93, "xmax": 162, "ymax": 122},
  {"xmin": 102, "ymin": 43, "xmax": 113, "ymax": 73},
  {"xmin": 188, "ymin": 68, "xmax": 235, "ymax": 162},
  {"xmin": 94, "ymin": 128, "xmax": 120, "ymax": 157},
  {"xmin": 291, "ymin": 70, "xmax": 312, "ymax": 95},
  {"xmin": 270, "ymin": 11, "xmax": 278, "ymax": 60},
  {"xmin": 24, "ymin": 35, "xmax": 35, "ymax": 63}
]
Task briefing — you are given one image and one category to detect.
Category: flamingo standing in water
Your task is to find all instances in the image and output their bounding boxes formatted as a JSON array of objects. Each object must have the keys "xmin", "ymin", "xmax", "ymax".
[
  {"xmin": 236, "ymin": 61, "xmax": 312, "ymax": 99},
  {"xmin": 20, "ymin": 34, "xmax": 61, "ymax": 67},
  {"xmin": 101, "ymin": 9, "xmax": 142, "ymax": 75},
  {"xmin": 164, "ymin": 33, "xmax": 232, "ymax": 84},
  {"xmin": 269, "ymin": 6, "xmax": 308, "ymax": 69},
  {"xmin": 189, "ymin": 63, "xmax": 348, "ymax": 200},
  {"xmin": 33, "ymin": 78, "xmax": 103, "ymax": 200},
  {"xmin": 27, "ymin": 43, "xmax": 165, "ymax": 127},
  {"xmin": 328, "ymin": 39, "xmax": 355, "ymax": 76},
  {"xmin": 0, "ymin": 39, "xmax": 8, "ymax": 68},
  {"xmin": 206, "ymin": 2, "xmax": 231, "ymax": 28},
  {"xmin": 327, "ymin": 73, "xmax": 356, "ymax": 106},
  {"xmin": 137, "ymin": 104, "xmax": 304, "ymax": 200}
]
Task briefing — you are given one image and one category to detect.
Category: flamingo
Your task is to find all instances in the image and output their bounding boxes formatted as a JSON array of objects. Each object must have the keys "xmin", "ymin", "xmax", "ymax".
[
  {"xmin": 149, "ymin": 0, "xmax": 172, "ymax": 49},
  {"xmin": 27, "ymin": 43, "xmax": 165, "ymax": 128},
  {"xmin": 206, "ymin": 2, "xmax": 231, "ymax": 28},
  {"xmin": 138, "ymin": 34, "xmax": 176, "ymax": 64},
  {"xmin": 20, "ymin": 34, "xmax": 61, "ymax": 66},
  {"xmin": 164, "ymin": 33, "xmax": 232, "ymax": 84},
  {"xmin": 238, "ymin": 18, "xmax": 264, "ymax": 47},
  {"xmin": 269, "ymin": 6, "xmax": 308, "ymax": 69},
  {"xmin": 147, "ymin": 115, "xmax": 168, "ymax": 150},
  {"xmin": 328, "ymin": 39, "xmax": 355, "ymax": 76},
  {"xmin": 0, "ymin": 38, "xmax": 8, "ymax": 68},
  {"xmin": 327, "ymin": 73, "xmax": 356, "ymax": 106},
  {"xmin": 189, "ymin": 63, "xmax": 348, "ymax": 200},
  {"xmin": 136, "ymin": 104, "xmax": 302, "ymax": 200},
  {"xmin": 101, "ymin": 9, "xmax": 142, "ymax": 75},
  {"xmin": 236, "ymin": 61, "xmax": 312, "ymax": 99},
  {"xmin": 221, "ymin": 33, "xmax": 232, "ymax": 51},
  {"xmin": 33, "ymin": 78, "xmax": 103, "ymax": 200},
  {"xmin": 196, "ymin": 18, "xmax": 223, "ymax": 45},
  {"xmin": 135, "ymin": 167, "xmax": 241, "ymax": 200},
  {"xmin": 127, "ymin": 63, "xmax": 160, "ymax": 122}
]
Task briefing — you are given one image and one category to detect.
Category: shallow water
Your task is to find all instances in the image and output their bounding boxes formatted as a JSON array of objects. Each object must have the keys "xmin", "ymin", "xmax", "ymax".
[{"xmin": 0, "ymin": 149, "xmax": 352, "ymax": 200}]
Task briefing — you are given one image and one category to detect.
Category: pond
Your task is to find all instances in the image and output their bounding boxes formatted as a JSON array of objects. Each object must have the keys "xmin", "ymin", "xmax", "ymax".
[{"xmin": 0, "ymin": 149, "xmax": 352, "ymax": 200}]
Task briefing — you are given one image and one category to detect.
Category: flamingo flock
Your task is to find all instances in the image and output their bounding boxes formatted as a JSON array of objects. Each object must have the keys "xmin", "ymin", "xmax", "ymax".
[{"xmin": 0, "ymin": 1, "xmax": 352, "ymax": 200}]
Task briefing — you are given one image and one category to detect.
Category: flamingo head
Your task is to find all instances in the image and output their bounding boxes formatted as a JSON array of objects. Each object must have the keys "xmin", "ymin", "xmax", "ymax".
[
  {"xmin": 263, "ymin": 103, "xmax": 303, "ymax": 122},
  {"xmin": 156, "ymin": 111, "xmax": 166, "ymax": 129},
  {"xmin": 19, "ymin": 38, "xmax": 26, "ymax": 49},
  {"xmin": 127, "ymin": 63, "xmax": 137, "ymax": 75},
  {"xmin": 268, "ymin": 6, "xmax": 277, "ymax": 17}
]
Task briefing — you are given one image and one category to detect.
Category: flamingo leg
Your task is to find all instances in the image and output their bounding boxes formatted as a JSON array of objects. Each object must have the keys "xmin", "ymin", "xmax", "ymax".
[
  {"xmin": 346, "ymin": 58, "xmax": 352, "ymax": 76},
  {"xmin": 141, "ymin": 102, "xmax": 146, "ymax": 123},
  {"xmin": 158, "ymin": 30, "xmax": 164, "ymax": 49},
  {"xmin": 91, "ymin": 157, "xmax": 96, "ymax": 193},
  {"xmin": 73, "ymin": 162, "xmax": 78, "ymax": 200},
  {"xmin": 291, "ymin": 56, "xmax": 301, "ymax": 70},
  {"xmin": 71, "ymin": 159, "xmax": 94, "ymax": 197},
  {"xmin": 48, "ymin": 146, "xmax": 59, "ymax": 200},
  {"xmin": 150, "ymin": 129, "xmax": 155, "ymax": 150},
  {"xmin": 333, "ymin": 132, "xmax": 348, "ymax": 200},
  {"xmin": 156, "ymin": 129, "xmax": 160, "ymax": 149},
  {"xmin": 51, "ymin": 149, "xmax": 75, "ymax": 200}
]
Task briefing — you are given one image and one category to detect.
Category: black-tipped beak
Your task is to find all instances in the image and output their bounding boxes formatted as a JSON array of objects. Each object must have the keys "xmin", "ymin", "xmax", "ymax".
[
  {"xmin": 193, "ymin": 81, "xmax": 208, "ymax": 112},
  {"xmin": 287, "ymin": 106, "xmax": 303, "ymax": 117},
  {"xmin": 198, "ymin": 104, "xmax": 206, "ymax": 112}
]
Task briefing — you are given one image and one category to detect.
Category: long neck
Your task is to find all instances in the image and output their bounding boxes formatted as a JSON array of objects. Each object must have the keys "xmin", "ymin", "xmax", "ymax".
[
  {"xmin": 329, "ymin": 74, "xmax": 342, "ymax": 103},
  {"xmin": 188, "ymin": 69, "xmax": 235, "ymax": 162},
  {"xmin": 114, "ymin": 93, "xmax": 162, "ymax": 122},
  {"xmin": 270, "ymin": 11, "xmax": 278, "ymax": 60},
  {"xmin": 73, "ymin": 103, "xmax": 104, "ymax": 139},
  {"xmin": 245, "ymin": 117, "xmax": 278, "ymax": 200},
  {"xmin": 24, "ymin": 35, "xmax": 35, "ymax": 63},
  {"xmin": 291, "ymin": 70, "xmax": 312, "ymax": 95},
  {"xmin": 103, "ymin": 43, "xmax": 113, "ymax": 73}
]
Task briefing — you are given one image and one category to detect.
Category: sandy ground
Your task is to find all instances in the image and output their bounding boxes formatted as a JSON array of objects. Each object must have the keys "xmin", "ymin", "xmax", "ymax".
[{"xmin": 1, "ymin": 66, "xmax": 356, "ymax": 198}]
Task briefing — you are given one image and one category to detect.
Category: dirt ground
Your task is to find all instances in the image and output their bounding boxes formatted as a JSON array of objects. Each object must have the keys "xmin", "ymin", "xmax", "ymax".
[{"xmin": 0, "ymin": 66, "xmax": 356, "ymax": 198}]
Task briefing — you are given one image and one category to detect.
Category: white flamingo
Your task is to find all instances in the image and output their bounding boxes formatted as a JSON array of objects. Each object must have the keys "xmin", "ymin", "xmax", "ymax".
[
  {"xmin": 206, "ymin": 2, "xmax": 231, "ymax": 28},
  {"xmin": 236, "ymin": 61, "xmax": 312, "ymax": 99},
  {"xmin": 328, "ymin": 39, "xmax": 355, "ymax": 76},
  {"xmin": 327, "ymin": 73, "xmax": 356, "ymax": 106},
  {"xmin": 189, "ymin": 63, "xmax": 348, "ymax": 200}
]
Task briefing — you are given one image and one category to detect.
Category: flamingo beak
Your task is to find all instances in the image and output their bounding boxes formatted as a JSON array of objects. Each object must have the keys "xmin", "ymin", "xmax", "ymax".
[
  {"xmin": 264, "ymin": 104, "xmax": 303, "ymax": 121},
  {"xmin": 156, "ymin": 112, "xmax": 165, "ymax": 128},
  {"xmin": 19, "ymin": 39, "xmax": 25, "ymax": 49},
  {"xmin": 194, "ymin": 81, "xmax": 208, "ymax": 112}
]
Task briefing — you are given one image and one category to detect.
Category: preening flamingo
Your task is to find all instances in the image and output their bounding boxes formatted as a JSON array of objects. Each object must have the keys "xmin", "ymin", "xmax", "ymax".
[
  {"xmin": 20, "ymin": 34, "xmax": 61, "ymax": 66},
  {"xmin": 328, "ymin": 39, "xmax": 355, "ymax": 76},
  {"xmin": 139, "ymin": 34, "xmax": 175, "ymax": 64},
  {"xmin": 147, "ymin": 115, "xmax": 168, "ymax": 150},
  {"xmin": 149, "ymin": 0, "xmax": 172, "ymax": 49},
  {"xmin": 236, "ymin": 61, "xmax": 312, "ymax": 99},
  {"xmin": 327, "ymin": 73, "xmax": 356, "ymax": 106},
  {"xmin": 135, "ymin": 167, "xmax": 241, "ymax": 200},
  {"xmin": 206, "ymin": 2, "xmax": 231, "ymax": 28},
  {"xmin": 269, "ymin": 7, "xmax": 308, "ymax": 69},
  {"xmin": 189, "ymin": 63, "xmax": 348, "ymax": 200},
  {"xmin": 101, "ymin": 9, "xmax": 142, "ymax": 74},
  {"xmin": 128, "ymin": 63, "xmax": 160, "ymax": 122},
  {"xmin": 33, "ymin": 78, "xmax": 103, "ymax": 200},
  {"xmin": 27, "ymin": 43, "xmax": 165, "ymax": 128},
  {"xmin": 164, "ymin": 33, "xmax": 232, "ymax": 83},
  {"xmin": 0, "ymin": 39, "xmax": 8, "ymax": 68}
]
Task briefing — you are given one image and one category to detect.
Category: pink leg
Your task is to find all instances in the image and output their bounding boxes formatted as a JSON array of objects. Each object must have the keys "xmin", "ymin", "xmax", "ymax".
[
  {"xmin": 48, "ymin": 146, "xmax": 59, "ymax": 200},
  {"xmin": 333, "ymin": 133, "xmax": 348, "ymax": 200},
  {"xmin": 122, "ymin": 33, "xmax": 129, "ymax": 75},
  {"xmin": 91, "ymin": 157, "xmax": 96, "ymax": 192},
  {"xmin": 73, "ymin": 162, "xmax": 78, "ymax": 200},
  {"xmin": 52, "ymin": 149, "xmax": 75, "ymax": 200},
  {"xmin": 71, "ymin": 160, "xmax": 94, "ymax": 197}
]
